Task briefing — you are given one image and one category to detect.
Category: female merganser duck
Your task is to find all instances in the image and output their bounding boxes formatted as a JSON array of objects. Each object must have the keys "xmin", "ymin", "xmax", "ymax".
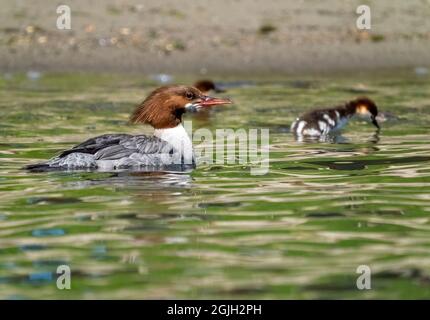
[
  {"xmin": 25, "ymin": 85, "xmax": 232, "ymax": 171},
  {"xmin": 291, "ymin": 97, "xmax": 380, "ymax": 138},
  {"xmin": 193, "ymin": 80, "xmax": 225, "ymax": 94}
]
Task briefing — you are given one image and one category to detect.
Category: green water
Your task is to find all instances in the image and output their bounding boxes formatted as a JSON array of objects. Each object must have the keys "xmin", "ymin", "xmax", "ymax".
[{"xmin": 0, "ymin": 72, "xmax": 430, "ymax": 299}]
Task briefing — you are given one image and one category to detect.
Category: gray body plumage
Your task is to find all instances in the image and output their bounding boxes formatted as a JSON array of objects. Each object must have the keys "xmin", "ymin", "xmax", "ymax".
[{"xmin": 26, "ymin": 134, "xmax": 195, "ymax": 171}]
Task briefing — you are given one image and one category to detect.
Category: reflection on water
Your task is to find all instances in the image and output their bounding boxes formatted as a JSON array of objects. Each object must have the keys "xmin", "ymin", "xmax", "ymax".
[
  {"xmin": 0, "ymin": 73, "xmax": 430, "ymax": 299},
  {"xmin": 66, "ymin": 171, "xmax": 193, "ymax": 189},
  {"xmin": 293, "ymin": 131, "xmax": 380, "ymax": 144}
]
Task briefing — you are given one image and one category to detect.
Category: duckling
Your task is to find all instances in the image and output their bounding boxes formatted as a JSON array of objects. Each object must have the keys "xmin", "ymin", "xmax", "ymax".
[
  {"xmin": 193, "ymin": 80, "xmax": 225, "ymax": 94},
  {"xmin": 291, "ymin": 97, "xmax": 380, "ymax": 138}
]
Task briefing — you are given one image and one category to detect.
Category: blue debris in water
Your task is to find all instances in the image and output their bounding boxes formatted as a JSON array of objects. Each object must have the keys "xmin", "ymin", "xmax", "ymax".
[
  {"xmin": 32, "ymin": 228, "xmax": 65, "ymax": 237},
  {"xmin": 28, "ymin": 272, "xmax": 53, "ymax": 282}
]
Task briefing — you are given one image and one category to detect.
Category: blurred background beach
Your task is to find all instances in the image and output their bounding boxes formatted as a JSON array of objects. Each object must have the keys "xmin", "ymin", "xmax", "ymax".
[{"xmin": 0, "ymin": 0, "xmax": 429, "ymax": 75}]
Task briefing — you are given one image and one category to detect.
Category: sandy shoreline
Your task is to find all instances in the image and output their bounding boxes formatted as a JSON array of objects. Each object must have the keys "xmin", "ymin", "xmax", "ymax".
[{"xmin": 1, "ymin": 0, "xmax": 429, "ymax": 75}]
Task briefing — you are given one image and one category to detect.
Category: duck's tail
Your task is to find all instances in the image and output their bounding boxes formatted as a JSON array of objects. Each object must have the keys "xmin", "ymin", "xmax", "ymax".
[{"xmin": 23, "ymin": 162, "xmax": 52, "ymax": 172}]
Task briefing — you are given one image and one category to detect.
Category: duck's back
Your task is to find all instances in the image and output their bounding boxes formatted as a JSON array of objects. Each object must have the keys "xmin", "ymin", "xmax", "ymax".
[
  {"xmin": 25, "ymin": 134, "xmax": 177, "ymax": 171},
  {"xmin": 291, "ymin": 107, "xmax": 348, "ymax": 137}
]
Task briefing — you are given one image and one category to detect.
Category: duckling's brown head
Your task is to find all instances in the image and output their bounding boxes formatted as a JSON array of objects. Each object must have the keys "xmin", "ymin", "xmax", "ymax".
[
  {"xmin": 193, "ymin": 80, "xmax": 225, "ymax": 94},
  {"xmin": 348, "ymin": 97, "xmax": 380, "ymax": 129}
]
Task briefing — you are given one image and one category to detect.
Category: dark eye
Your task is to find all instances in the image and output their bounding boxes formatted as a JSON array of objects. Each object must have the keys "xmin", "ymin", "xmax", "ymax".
[{"xmin": 186, "ymin": 92, "xmax": 194, "ymax": 100}]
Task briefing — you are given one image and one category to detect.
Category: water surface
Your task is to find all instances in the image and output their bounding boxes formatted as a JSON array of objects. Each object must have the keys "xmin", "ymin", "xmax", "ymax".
[{"xmin": 0, "ymin": 72, "xmax": 430, "ymax": 299}]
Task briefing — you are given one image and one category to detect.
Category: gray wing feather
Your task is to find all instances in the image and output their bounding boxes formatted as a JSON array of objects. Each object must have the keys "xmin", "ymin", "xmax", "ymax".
[
  {"xmin": 93, "ymin": 135, "xmax": 174, "ymax": 161},
  {"xmin": 94, "ymin": 145, "xmax": 136, "ymax": 160},
  {"xmin": 59, "ymin": 134, "xmax": 175, "ymax": 160}
]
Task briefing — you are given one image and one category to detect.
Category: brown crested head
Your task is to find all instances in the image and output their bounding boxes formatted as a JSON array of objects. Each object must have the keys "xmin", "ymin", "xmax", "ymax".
[
  {"xmin": 130, "ymin": 85, "xmax": 232, "ymax": 129},
  {"xmin": 346, "ymin": 97, "xmax": 380, "ymax": 128},
  {"xmin": 193, "ymin": 80, "xmax": 225, "ymax": 93}
]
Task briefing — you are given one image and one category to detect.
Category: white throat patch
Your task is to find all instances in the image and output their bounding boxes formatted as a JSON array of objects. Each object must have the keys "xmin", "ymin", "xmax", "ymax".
[{"xmin": 154, "ymin": 124, "xmax": 194, "ymax": 163}]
